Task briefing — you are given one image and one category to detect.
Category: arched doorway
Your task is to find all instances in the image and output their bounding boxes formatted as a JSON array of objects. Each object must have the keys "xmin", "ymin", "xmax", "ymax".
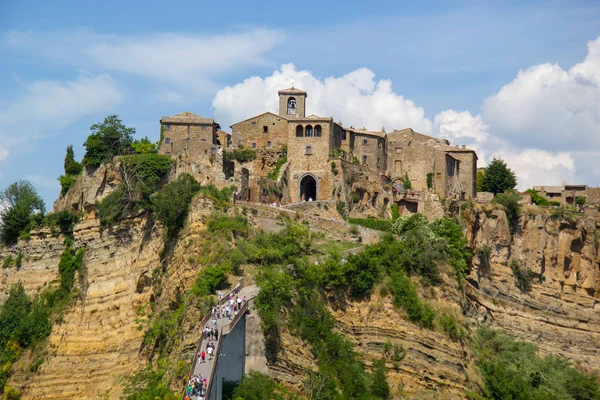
[{"xmin": 299, "ymin": 174, "xmax": 317, "ymax": 201}]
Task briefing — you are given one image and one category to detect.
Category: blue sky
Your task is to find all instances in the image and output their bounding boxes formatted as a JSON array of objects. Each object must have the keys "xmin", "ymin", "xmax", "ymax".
[{"xmin": 1, "ymin": 0, "xmax": 600, "ymax": 206}]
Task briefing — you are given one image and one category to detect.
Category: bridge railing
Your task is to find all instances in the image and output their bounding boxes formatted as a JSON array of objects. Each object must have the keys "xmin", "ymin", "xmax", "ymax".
[
  {"xmin": 181, "ymin": 280, "xmax": 244, "ymax": 400},
  {"xmin": 204, "ymin": 301, "xmax": 249, "ymax": 398}
]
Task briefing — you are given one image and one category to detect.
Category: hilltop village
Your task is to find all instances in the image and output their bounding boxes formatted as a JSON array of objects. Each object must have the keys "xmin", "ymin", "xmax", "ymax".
[{"xmin": 158, "ymin": 87, "xmax": 479, "ymax": 217}]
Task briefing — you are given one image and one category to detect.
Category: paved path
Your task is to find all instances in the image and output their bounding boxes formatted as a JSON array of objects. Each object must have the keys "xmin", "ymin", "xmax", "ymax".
[{"xmin": 186, "ymin": 285, "xmax": 259, "ymax": 399}]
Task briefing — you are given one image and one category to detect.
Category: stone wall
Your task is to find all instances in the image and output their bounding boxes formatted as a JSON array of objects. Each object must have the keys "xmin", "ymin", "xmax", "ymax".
[
  {"xmin": 159, "ymin": 122, "xmax": 216, "ymax": 155},
  {"xmin": 231, "ymin": 112, "xmax": 288, "ymax": 150},
  {"xmin": 350, "ymin": 132, "xmax": 386, "ymax": 173}
]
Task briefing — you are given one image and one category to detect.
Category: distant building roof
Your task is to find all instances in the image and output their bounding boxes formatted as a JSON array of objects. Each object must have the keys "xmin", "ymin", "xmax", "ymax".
[
  {"xmin": 161, "ymin": 111, "xmax": 215, "ymax": 125},
  {"xmin": 278, "ymin": 87, "xmax": 307, "ymax": 96},
  {"xmin": 346, "ymin": 127, "xmax": 386, "ymax": 138},
  {"xmin": 230, "ymin": 111, "xmax": 285, "ymax": 128},
  {"xmin": 217, "ymin": 129, "xmax": 231, "ymax": 136}
]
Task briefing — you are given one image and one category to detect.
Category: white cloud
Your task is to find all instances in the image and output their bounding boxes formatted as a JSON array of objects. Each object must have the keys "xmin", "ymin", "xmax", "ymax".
[
  {"xmin": 4, "ymin": 29, "xmax": 284, "ymax": 93},
  {"xmin": 213, "ymin": 63, "xmax": 433, "ymax": 132},
  {"xmin": 482, "ymin": 37, "xmax": 600, "ymax": 152},
  {"xmin": 434, "ymin": 109, "xmax": 488, "ymax": 143},
  {"xmin": 491, "ymin": 148, "xmax": 576, "ymax": 190},
  {"xmin": 0, "ymin": 72, "xmax": 123, "ymax": 151}
]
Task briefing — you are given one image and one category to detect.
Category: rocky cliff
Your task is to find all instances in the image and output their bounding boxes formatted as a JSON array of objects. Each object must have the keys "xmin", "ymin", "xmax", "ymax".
[
  {"xmin": 2, "ymin": 164, "xmax": 600, "ymax": 400},
  {"xmin": 463, "ymin": 204, "xmax": 600, "ymax": 372}
]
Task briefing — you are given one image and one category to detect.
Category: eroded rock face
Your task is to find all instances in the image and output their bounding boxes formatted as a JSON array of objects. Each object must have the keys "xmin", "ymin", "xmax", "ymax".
[
  {"xmin": 464, "ymin": 207, "xmax": 600, "ymax": 372},
  {"xmin": 2, "ymin": 215, "xmax": 164, "ymax": 400},
  {"xmin": 53, "ymin": 164, "xmax": 120, "ymax": 213}
]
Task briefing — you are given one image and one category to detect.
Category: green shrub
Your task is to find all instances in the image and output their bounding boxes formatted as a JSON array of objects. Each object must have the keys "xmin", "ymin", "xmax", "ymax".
[
  {"xmin": 471, "ymin": 327, "xmax": 600, "ymax": 400},
  {"xmin": 352, "ymin": 155, "xmax": 360, "ymax": 164},
  {"xmin": 336, "ymin": 200, "xmax": 347, "ymax": 219},
  {"xmin": 58, "ymin": 174, "xmax": 79, "ymax": 196},
  {"xmin": 477, "ymin": 245, "xmax": 492, "ymax": 275},
  {"xmin": 348, "ymin": 218, "xmax": 393, "ymax": 232},
  {"xmin": 232, "ymin": 371, "xmax": 297, "ymax": 400},
  {"xmin": 2, "ymin": 256, "xmax": 14, "ymax": 269},
  {"xmin": 492, "ymin": 192, "xmax": 521, "ymax": 226},
  {"xmin": 0, "ymin": 180, "xmax": 46, "ymax": 245},
  {"xmin": 390, "ymin": 204, "xmax": 400, "ymax": 221},
  {"xmin": 387, "ymin": 272, "xmax": 434, "ymax": 328},
  {"xmin": 45, "ymin": 210, "xmax": 80, "ymax": 233},
  {"xmin": 526, "ymin": 189, "xmax": 549, "ymax": 206},
  {"xmin": 15, "ymin": 252, "xmax": 22, "ymax": 270},
  {"xmin": 402, "ymin": 172, "xmax": 412, "ymax": 190},
  {"xmin": 371, "ymin": 359, "xmax": 391, "ymax": 399},
  {"xmin": 96, "ymin": 186, "xmax": 129, "ymax": 226},
  {"xmin": 511, "ymin": 260, "xmax": 535, "ymax": 292},
  {"xmin": 576, "ymin": 196, "xmax": 586, "ymax": 206},
  {"xmin": 426, "ymin": 172, "xmax": 434, "ymax": 189},
  {"xmin": 198, "ymin": 184, "xmax": 236, "ymax": 211},
  {"xmin": 224, "ymin": 148, "xmax": 256, "ymax": 163},
  {"xmin": 549, "ymin": 201, "xmax": 561, "ymax": 206},
  {"xmin": 121, "ymin": 364, "xmax": 177, "ymax": 400},
  {"xmin": 268, "ymin": 153, "xmax": 287, "ymax": 181},
  {"xmin": 131, "ymin": 137, "xmax": 157, "ymax": 154},
  {"xmin": 151, "ymin": 173, "xmax": 201, "ymax": 237},
  {"xmin": 436, "ymin": 312, "xmax": 464, "ymax": 341},
  {"xmin": 207, "ymin": 214, "xmax": 248, "ymax": 237}
]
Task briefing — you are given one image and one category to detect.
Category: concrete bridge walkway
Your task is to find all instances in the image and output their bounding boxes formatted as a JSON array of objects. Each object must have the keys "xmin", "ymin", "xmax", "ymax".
[{"xmin": 184, "ymin": 285, "xmax": 258, "ymax": 399}]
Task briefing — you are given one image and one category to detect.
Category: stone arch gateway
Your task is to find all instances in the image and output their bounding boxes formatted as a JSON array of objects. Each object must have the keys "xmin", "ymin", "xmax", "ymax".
[{"xmin": 299, "ymin": 174, "xmax": 317, "ymax": 201}]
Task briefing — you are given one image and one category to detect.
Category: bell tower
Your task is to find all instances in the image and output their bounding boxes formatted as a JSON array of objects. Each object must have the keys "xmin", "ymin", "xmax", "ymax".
[{"xmin": 278, "ymin": 87, "xmax": 307, "ymax": 118}]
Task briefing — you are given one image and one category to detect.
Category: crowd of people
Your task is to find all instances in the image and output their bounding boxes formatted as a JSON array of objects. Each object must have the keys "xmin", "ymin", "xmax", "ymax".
[
  {"xmin": 184, "ymin": 290, "xmax": 248, "ymax": 399},
  {"xmin": 184, "ymin": 374, "xmax": 207, "ymax": 400}
]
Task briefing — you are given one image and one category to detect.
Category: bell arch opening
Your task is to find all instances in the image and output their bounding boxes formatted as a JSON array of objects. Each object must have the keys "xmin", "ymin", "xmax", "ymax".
[{"xmin": 299, "ymin": 174, "xmax": 317, "ymax": 201}]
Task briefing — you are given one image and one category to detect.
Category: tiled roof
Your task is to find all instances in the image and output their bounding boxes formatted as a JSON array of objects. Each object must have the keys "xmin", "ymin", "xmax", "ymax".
[
  {"xmin": 161, "ymin": 111, "xmax": 215, "ymax": 124},
  {"xmin": 277, "ymin": 87, "xmax": 307, "ymax": 95}
]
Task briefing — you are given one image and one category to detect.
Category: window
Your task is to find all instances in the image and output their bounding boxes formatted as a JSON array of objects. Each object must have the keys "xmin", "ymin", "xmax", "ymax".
[
  {"xmin": 363, "ymin": 139, "xmax": 368, "ymax": 145},
  {"xmin": 287, "ymin": 97, "xmax": 296, "ymax": 114},
  {"xmin": 395, "ymin": 147, "xmax": 402, "ymax": 154},
  {"xmin": 305, "ymin": 145, "xmax": 313, "ymax": 155},
  {"xmin": 202, "ymin": 125, "xmax": 206, "ymax": 130},
  {"xmin": 267, "ymin": 141, "xmax": 272, "ymax": 147},
  {"xmin": 306, "ymin": 125, "xmax": 313, "ymax": 137},
  {"xmin": 252, "ymin": 122, "xmax": 256, "ymax": 126},
  {"xmin": 187, "ymin": 126, "xmax": 190, "ymax": 135},
  {"xmin": 296, "ymin": 125, "xmax": 304, "ymax": 137},
  {"xmin": 165, "ymin": 124, "xmax": 171, "ymax": 131},
  {"xmin": 362, "ymin": 155, "xmax": 367, "ymax": 165},
  {"xmin": 263, "ymin": 126, "xmax": 268, "ymax": 133},
  {"xmin": 204, "ymin": 150, "xmax": 208, "ymax": 155},
  {"xmin": 378, "ymin": 141, "xmax": 381, "ymax": 149},
  {"xmin": 211, "ymin": 148, "xmax": 216, "ymax": 155},
  {"xmin": 314, "ymin": 125, "xmax": 321, "ymax": 137},
  {"xmin": 377, "ymin": 158, "xmax": 380, "ymax": 168},
  {"xmin": 165, "ymin": 151, "xmax": 171, "ymax": 155},
  {"xmin": 252, "ymin": 143, "xmax": 257, "ymax": 148},
  {"xmin": 165, "ymin": 137, "xmax": 171, "ymax": 144},
  {"xmin": 201, "ymin": 138, "xmax": 206, "ymax": 142},
  {"xmin": 341, "ymin": 131, "xmax": 347, "ymax": 140}
]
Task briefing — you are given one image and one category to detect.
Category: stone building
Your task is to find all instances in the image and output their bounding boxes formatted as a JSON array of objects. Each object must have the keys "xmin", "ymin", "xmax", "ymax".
[
  {"xmin": 159, "ymin": 111, "xmax": 221, "ymax": 158},
  {"xmin": 533, "ymin": 183, "xmax": 600, "ymax": 206},
  {"xmin": 160, "ymin": 88, "xmax": 478, "ymax": 205},
  {"xmin": 386, "ymin": 128, "xmax": 477, "ymax": 199}
]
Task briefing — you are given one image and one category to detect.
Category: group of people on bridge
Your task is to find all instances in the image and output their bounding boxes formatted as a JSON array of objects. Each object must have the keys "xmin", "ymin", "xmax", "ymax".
[{"xmin": 185, "ymin": 374, "xmax": 207, "ymax": 400}]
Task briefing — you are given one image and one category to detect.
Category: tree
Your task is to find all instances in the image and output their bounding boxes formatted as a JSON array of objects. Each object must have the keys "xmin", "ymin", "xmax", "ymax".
[
  {"xmin": 82, "ymin": 115, "xmax": 135, "ymax": 166},
  {"xmin": 371, "ymin": 359, "xmax": 391, "ymax": 399},
  {"xmin": 482, "ymin": 158, "xmax": 517, "ymax": 195},
  {"xmin": 64, "ymin": 145, "xmax": 75, "ymax": 171},
  {"xmin": 131, "ymin": 137, "xmax": 157, "ymax": 154},
  {"xmin": 0, "ymin": 180, "xmax": 45, "ymax": 245},
  {"xmin": 476, "ymin": 169, "xmax": 485, "ymax": 192}
]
